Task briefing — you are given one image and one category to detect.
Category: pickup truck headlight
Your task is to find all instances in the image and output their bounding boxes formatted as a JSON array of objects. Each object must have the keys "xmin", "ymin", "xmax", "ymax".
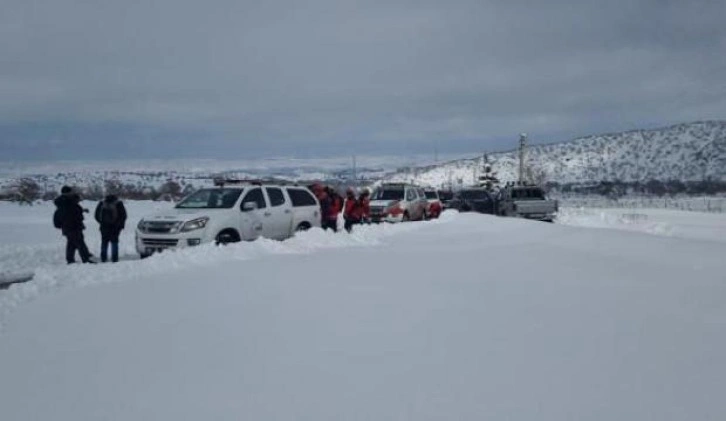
[
  {"xmin": 181, "ymin": 217, "xmax": 209, "ymax": 232},
  {"xmin": 137, "ymin": 219, "xmax": 146, "ymax": 231}
]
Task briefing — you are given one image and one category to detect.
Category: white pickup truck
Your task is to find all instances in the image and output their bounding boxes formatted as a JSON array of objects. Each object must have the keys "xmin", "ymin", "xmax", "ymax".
[
  {"xmin": 135, "ymin": 181, "xmax": 320, "ymax": 258},
  {"xmin": 497, "ymin": 185, "xmax": 558, "ymax": 222}
]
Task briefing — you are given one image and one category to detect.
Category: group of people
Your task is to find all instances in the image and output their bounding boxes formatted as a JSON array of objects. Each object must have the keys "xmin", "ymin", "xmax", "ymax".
[
  {"xmin": 51, "ymin": 183, "xmax": 369, "ymax": 264},
  {"xmin": 311, "ymin": 184, "xmax": 371, "ymax": 233},
  {"xmin": 53, "ymin": 186, "xmax": 127, "ymax": 264}
]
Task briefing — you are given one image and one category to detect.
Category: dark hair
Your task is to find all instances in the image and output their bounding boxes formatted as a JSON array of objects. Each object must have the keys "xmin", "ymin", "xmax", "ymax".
[{"xmin": 61, "ymin": 185, "xmax": 72, "ymax": 194}]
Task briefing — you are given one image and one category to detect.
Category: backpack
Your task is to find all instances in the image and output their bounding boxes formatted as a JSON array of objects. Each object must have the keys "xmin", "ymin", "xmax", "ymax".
[
  {"xmin": 100, "ymin": 201, "xmax": 119, "ymax": 225},
  {"xmin": 53, "ymin": 209, "xmax": 63, "ymax": 229}
]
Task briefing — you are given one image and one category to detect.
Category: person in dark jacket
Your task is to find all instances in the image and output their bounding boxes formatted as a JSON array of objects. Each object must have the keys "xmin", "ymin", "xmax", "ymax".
[
  {"xmin": 94, "ymin": 194, "xmax": 127, "ymax": 263},
  {"xmin": 312, "ymin": 184, "xmax": 332, "ymax": 229},
  {"xmin": 54, "ymin": 186, "xmax": 94, "ymax": 264},
  {"xmin": 359, "ymin": 189, "xmax": 371, "ymax": 223}
]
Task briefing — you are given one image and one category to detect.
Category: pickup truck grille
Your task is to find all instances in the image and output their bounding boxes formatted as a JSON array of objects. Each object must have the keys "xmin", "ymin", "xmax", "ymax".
[
  {"xmin": 142, "ymin": 238, "xmax": 179, "ymax": 247},
  {"xmin": 140, "ymin": 221, "xmax": 180, "ymax": 234}
]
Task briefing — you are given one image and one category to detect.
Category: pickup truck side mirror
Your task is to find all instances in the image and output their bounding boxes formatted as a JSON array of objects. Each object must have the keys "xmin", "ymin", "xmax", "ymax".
[{"xmin": 242, "ymin": 202, "xmax": 258, "ymax": 212}]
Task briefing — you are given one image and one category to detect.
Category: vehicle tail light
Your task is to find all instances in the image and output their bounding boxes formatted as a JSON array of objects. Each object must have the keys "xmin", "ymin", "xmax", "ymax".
[{"xmin": 388, "ymin": 201, "xmax": 404, "ymax": 216}]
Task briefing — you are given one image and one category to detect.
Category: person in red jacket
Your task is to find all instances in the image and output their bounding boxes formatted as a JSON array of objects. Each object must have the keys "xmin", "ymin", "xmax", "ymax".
[
  {"xmin": 343, "ymin": 188, "xmax": 360, "ymax": 232},
  {"xmin": 312, "ymin": 184, "xmax": 330, "ymax": 228},
  {"xmin": 325, "ymin": 187, "xmax": 342, "ymax": 232}
]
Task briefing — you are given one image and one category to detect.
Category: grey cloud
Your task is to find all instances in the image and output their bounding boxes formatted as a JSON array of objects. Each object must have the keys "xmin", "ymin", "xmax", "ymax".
[{"xmin": 1, "ymin": 0, "xmax": 725, "ymax": 160}]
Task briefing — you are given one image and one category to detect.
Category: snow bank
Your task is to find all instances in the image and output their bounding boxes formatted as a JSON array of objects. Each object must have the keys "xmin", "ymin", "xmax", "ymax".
[
  {"xmin": 558, "ymin": 207, "xmax": 726, "ymax": 244},
  {"xmin": 0, "ymin": 200, "xmax": 450, "ymax": 324}
]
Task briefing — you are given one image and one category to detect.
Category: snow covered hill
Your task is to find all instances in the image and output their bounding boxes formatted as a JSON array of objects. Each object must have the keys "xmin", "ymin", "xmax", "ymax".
[
  {"xmin": 387, "ymin": 121, "xmax": 726, "ymax": 187},
  {"xmin": 1, "ymin": 207, "xmax": 726, "ymax": 420}
]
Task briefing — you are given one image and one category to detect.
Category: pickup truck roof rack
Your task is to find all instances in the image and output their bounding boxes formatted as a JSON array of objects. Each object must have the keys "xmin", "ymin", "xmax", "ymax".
[
  {"xmin": 504, "ymin": 181, "xmax": 538, "ymax": 187},
  {"xmin": 212, "ymin": 178, "xmax": 300, "ymax": 187}
]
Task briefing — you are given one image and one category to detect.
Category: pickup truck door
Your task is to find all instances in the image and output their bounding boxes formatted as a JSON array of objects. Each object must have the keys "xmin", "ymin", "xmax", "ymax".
[
  {"xmin": 239, "ymin": 188, "xmax": 267, "ymax": 239},
  {"xmin": 264, "ymin": 187, "xmax": 293, "ymax": 239},
  {"xmin": 417, "ymin": 189, "xmax": 429, "ymax": 217}
]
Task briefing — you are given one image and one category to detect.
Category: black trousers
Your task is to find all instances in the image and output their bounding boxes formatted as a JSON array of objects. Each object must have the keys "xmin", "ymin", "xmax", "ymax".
[
  {"xmin": 65, "ymin": 230, "xmax": 92, "ymax": 264},
  {"xmin": 344, "ymin": 217, "xmax": 360, "ymax": 233},
  {"xmin": 100, "ymin": 227, "xmax": 121, "ymax": 263},
  {"xmin": 323, "ymin": 218, "xmax": 338, "ymax": 232}
]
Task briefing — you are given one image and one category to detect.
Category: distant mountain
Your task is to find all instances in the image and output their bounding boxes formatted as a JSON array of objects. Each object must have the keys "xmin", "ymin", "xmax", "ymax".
[{"xmin": 386, "ymin": 121, "xmax": 726, "ymax": 187}]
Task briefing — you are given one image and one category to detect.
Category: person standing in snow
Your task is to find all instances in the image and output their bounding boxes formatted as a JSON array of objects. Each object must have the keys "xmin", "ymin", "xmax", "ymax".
[
  {"xmin": 325, "ymin": 187, "xmax": 343, "ymax": 232},
  {"xmin": 54, "ymin": 186, "xmax": 94, "ymax": 264},
  {"xmin": 358, "ymin": 189, "xmax": 371, "ymax": 224},
  {"xmin": 343, "ymin": 188, "xmax": 362, "ymax": 233},
  {"xmin": 94, "ymin": 194, "xmax": 128, "ymax": 263},
  {"xmin": 312, "ymin": 184, "xmax": 332, "ymax": 229}
]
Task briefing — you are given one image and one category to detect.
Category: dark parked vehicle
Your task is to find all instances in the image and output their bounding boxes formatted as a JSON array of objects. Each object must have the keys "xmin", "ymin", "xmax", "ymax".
[
  {"xmin": 450, "ymin": 188, "xmax": 496, "ymax": 214},
  {"xmin": 437, "ymin": 189, "xmax": 455, "ymax": 209}
]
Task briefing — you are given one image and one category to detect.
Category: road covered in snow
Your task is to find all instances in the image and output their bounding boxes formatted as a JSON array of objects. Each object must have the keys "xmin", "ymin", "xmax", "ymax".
[{"xmin": 1, "ymin": 202, "xmax": 726, "ymax": 420}]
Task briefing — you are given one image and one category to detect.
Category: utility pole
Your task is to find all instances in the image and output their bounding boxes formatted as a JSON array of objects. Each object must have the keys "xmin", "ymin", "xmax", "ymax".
[
  {"xmin": 352, "ymin": 155, "xmax": 357, "ymax": 181},
  {"xmin": 518, "ymin": 133, "xmax": 527, "ymax": 184}
]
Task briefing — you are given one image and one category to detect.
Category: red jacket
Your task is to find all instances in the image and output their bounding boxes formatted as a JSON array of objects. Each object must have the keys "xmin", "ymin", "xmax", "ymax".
[
  {"xmin": 344, "ymin": 197, "xmax": 358, "ymax": 219},
  {"xmin": 327, "ymin": 195, "xmax": 342, "ymax": 220}
]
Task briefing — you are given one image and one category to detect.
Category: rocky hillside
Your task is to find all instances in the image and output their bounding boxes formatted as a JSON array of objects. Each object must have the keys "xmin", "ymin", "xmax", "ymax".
[{"xmin": 388, "ymin": 121, "xmax": 726, "ymax": 188}]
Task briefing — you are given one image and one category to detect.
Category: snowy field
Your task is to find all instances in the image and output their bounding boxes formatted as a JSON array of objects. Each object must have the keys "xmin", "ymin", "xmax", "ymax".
[
  {"xmin": 558, "ymin": 207, "xmax": 726, "ymax": 243},
  {"xmin": 559, "ymin": 196, "xmax": 726, "ymax": 214},
  {"xmin": 1, "ymin": 202, "xmax": 726, "ymax": 420}
]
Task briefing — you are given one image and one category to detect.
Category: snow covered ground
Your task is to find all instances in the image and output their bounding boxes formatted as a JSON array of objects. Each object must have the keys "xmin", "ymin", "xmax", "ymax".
[
  {"xmin": 1, "ymin": 202, "xmax": 725, "ymax": 420},
  {"xmin": 558, "ymin": 207, "xmax": 726, "ymax": 243}
]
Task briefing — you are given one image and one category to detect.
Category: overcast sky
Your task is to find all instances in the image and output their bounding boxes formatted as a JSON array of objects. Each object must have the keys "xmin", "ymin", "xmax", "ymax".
[{"xmin": 2, "ymin": 0, "xmax": 725, "ymax": 160}]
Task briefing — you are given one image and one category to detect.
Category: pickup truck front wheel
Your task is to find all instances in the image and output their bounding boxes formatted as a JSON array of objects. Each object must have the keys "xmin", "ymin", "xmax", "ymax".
[
  {"xmin": 216, "ymin": 229, "xmax": 241, "ymax": 245},
  {"xmin": 295, "ymin": 222, "xmax": 312, "ymax": 232}
]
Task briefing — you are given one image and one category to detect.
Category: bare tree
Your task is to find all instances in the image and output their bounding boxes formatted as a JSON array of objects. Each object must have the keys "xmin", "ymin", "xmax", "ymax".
[
  {"xmin": 159, "ymin": 180, "xmax": 183, "ymax": 201},
  {"xmin": 525, "ymin": 165, "xmax": 549, "ymax": 187},
  {"xmin": 8, "ymin": 178, "xmax": 42, "ymax": 204},
  {"xmin": 104, "ymin": 179, "xmax": 124, "ymax": 196}
]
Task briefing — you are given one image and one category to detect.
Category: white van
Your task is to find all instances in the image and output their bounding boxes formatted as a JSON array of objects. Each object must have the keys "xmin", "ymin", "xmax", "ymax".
[{"xmin": 135, "ymin": 181, "xmax": 320, "ymax": 257}]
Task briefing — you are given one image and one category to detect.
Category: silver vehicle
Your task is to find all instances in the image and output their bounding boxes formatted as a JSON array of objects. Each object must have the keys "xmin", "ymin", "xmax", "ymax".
[
  {"xmin": 369, "ymin": 183, "xmax": 429, "ymax": 223},
  {"xmin": 497, "ymin": 184, "xmax": 558, "ymax": 222}
]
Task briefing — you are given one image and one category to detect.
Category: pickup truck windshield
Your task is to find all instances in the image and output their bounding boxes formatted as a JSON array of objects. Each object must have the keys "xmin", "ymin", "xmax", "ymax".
[
  {"xmin": 176, "ymin": 188, "xmax": 244, "ymax": 209},
  {"xmin": 511, "ymin": 189, "xmax": 544, "ymax": 200},
  {"xmin": 372, "ymin": 189, "xmax": 404, "ymax": 201}
]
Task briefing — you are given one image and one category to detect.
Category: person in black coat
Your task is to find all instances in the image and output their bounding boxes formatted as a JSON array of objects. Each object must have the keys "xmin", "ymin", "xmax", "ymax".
[
  {"xmin": 54, "ymin": 186, "xmax": 94, "ymax": 264},
  {"xmin": 94, "ymin": 194, "xmax": 127, "ymax": 263}
]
